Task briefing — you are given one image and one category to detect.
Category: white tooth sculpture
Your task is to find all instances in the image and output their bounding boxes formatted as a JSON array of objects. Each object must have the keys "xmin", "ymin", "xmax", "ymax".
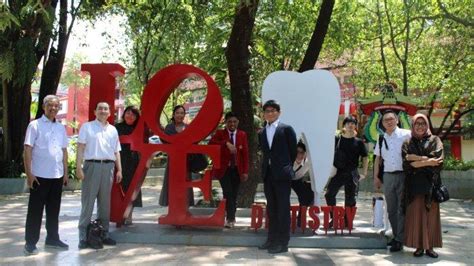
[{"xmin": 262, "ymin": 70, "xmax": 341, "ymax": 206}]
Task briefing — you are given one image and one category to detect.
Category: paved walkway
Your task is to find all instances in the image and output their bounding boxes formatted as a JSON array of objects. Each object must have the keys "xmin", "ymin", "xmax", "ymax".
[{"xmin": 0, "ymin": 185, "xmax": 473, "ymax": 265}]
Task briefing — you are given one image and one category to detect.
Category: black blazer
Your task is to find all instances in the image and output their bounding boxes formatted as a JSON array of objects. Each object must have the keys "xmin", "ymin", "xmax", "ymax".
[{"xmin": 259, "ymin": 122, "xmax": 297, "ymax": 181}]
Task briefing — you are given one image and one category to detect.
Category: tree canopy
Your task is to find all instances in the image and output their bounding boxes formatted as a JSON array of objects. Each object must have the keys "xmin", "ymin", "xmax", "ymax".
[{"xmin": 0, "ymin": 0, "xmax": 472, "ymax": 186}]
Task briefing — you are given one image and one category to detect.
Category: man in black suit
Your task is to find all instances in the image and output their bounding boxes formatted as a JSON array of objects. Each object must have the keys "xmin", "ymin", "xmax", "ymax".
[{"xmin": 258, "ymin": 100, "xmax": 297, "ymax": 254}]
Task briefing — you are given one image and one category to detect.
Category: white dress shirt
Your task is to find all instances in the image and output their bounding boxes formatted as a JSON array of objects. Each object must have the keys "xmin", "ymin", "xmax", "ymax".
[
  {"xmin": 78, "ymin": 120, "xmax": 121, "ymax": 160},
  {"xmin": 227, "ymin": 129, "xmax": 237, "ymax": 144},
  {"xmin": 374, "ymin": 127, "xmax": 411, "ymax": 172},
  {"xmin": 24, "ymin": 115, "xmax": 68, "ymax": 179},
  {"xmin": 293, "ymin": 158, "xmax": 311, "ymax": 180},
  {"xmin": 265, "ymin": 119, "xmax": 280, "ymax": 149}
]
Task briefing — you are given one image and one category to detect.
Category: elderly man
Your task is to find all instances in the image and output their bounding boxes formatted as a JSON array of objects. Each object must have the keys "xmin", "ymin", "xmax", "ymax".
[
  {"xmin": 76, "ymin": 102, "xmax": 122, "ymax": 249},
  {"xmin": 23, "ymin": 95, "xmax": 69, "ymax": 255}
]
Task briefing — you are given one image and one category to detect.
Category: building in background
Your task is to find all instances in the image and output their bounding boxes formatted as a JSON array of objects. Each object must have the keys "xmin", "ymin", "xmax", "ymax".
[{"xmin": 31, "ymin": 82, "xmax": 124, "ymax": 136}]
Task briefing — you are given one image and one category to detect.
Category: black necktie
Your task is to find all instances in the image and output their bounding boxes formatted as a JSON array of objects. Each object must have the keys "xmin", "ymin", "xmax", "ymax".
[{"xmin": 230, "ymin": 132, "xmax": 236, "ymax": 167}]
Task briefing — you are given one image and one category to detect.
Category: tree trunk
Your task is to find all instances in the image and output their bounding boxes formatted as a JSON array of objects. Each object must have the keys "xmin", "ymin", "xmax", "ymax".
[
  {"xmin": 1, "ymin": 81, "xmax": 9, "ymax": 161},
  {"xmin": 225, "ymin": 0, "xmax": 259, "ymax": 208},
  {"xmin": 298, "ymin": 0, "xmax": 335, "ymax": 72},
  {"xmin": 36, "ymin": 0, "xmax": 70, "ymax": 118},
  {"xmin": 376, "ymin": 0, "xmax": 390, "ymax": 81},
  {"xmin": 6, "ymin": 81, "xmax": 32, "ymax": 166}
]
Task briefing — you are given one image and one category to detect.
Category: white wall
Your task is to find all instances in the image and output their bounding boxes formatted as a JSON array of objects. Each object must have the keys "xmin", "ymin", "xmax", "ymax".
[{"xmin": 461, "ymin": 138, "xmax": 474, "ymax": 162}]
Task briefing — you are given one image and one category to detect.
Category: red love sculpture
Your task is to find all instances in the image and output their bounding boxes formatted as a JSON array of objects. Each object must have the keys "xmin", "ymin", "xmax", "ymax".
[{"xmin": 85, "ymin": 63, "xmax": 225, "ymax": 227}]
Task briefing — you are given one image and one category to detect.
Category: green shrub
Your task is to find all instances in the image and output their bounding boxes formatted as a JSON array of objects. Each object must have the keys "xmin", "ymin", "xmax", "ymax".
[
  {"xmin": 443, "ymin": 156, "xmax": 474, "ymax": 171},
  {"xmin": 67, "ymin": 137, "xmax": 78, "ymax": 179},
  {"xmin": 0, "ymin": 160, "xmax": 23, "ymax": 178}
]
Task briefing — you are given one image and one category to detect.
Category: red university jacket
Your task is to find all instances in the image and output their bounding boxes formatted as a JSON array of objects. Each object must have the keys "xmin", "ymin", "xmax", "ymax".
[{"xmin": 209, "ymin": 129, "xmax": 249, "ymax": 181}]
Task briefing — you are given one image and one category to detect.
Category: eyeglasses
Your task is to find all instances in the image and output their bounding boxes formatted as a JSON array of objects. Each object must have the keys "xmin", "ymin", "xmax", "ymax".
[
  {"xmin": 382, "ymin": 117, "xmax": 396, "ymax": 122},
  {"xmin": 414, "ymin": 122, "xmax": 427, "ymax": 127},
  {"xmin": 264, "ymin": 109, "xmax": 278, "ymax": 114}
]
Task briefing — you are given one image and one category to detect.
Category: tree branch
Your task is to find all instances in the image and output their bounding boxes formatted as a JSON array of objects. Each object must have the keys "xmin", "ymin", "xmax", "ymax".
[
  {"xmin": 441, "ymin": 108, "xmax": 474, "ymax": 141},
  {"xmin": 384, "ymin": 0, "xmax": 403, "ymax": 63},
  {"xmin": 376, "ymin": 0, "xmax": 389, "ymax": 81},
  {"xmin": 436, "ymin": 101, "xmax": 456, "ymax": 135},
  {"xmin": 437, "ymin": 0, "xmax": 474, "ymax": 27},
  {"xmin": 298, "ymin": 0, "xmax": 335, "ymax": 72}
]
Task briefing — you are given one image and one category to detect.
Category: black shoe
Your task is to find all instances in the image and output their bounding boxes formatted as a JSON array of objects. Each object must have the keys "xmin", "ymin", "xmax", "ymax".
[
  {"xmin": 387, "ymin": 239, "xmax": 396, "ymax": 246},
  {"xmin": 413, "ymin": 249, "xmax": 424, "ymax": 257},
  {"xmin": 23, "ymin": 243, "xmax": 38, "ymax": 256},
  {"xmin": 268, "ymin": 245, "xmax": 288, "ymax": 254},
  {"xmin": 102, "ymin": 237, "xmax": 116, "ymax": 246},
  {"xmin": 425, "ymin": 249, "xmax": 438, "ymax": 258},
  {"xmin": 389, "ymin": 241, "xmax": 403, "ymax": 252},
  {"xmin": 45, "ymin": 239, "xmax": 69, "ymax": 249},
  {"xmin": 78, "ymin": 240, "xmax": 88, "ymax": 249},
  {"xmin": 258, "ymin": 241, "xmax": 274, "ymax": 250},
  {"xmin": 328, "ymin": 220, "xmax": 334, "ymax": 229}
]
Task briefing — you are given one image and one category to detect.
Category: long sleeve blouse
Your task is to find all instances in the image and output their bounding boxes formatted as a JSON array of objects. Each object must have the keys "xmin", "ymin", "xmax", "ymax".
[{"xmin": 401, "ymin": 134, "xmax": 444, "ymax": 210}]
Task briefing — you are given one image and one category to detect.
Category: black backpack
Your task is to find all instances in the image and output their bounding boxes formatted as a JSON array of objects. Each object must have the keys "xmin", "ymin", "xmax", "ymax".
[
  {"xmin": 87, "ymin": 219, "xmax": 105, "ymax": 249},
  {"xmin": 376, "ymin": 135, "xmax": 388, "ymax": 183},
  {"xmin": 333, "ymin": 136, "xmax": 348, "ymax": 170}
]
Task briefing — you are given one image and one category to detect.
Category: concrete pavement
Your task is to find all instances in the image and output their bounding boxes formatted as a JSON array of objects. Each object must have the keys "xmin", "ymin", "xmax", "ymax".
[{"xmin": 0, "ymin": 184, "xmax": 473, "ymax": 265}]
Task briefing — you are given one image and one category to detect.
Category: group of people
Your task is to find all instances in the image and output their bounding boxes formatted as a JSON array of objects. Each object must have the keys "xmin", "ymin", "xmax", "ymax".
[
  {"xmin": 22, "ymin": 95, "xmax": 444, "ymax": 258},
  {"xmin": 374, "ymin": 111, "xmax": 444, "ymax": 258},
  {"xmin": 21, "ymin": 96, "xmax": 252, "ymax": 255},
  {"xmin": 23, "ymin": 97, "xmax": 122, "ymax": 254}
]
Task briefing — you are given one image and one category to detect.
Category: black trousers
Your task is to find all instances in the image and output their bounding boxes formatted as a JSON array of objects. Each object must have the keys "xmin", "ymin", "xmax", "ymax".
[
  {"xmin": 324, "ymin": 170, "xmax": 357, "ymax": 207},
  {"xmin": 291, "ymin": 179, "xmax": 314, "ymax": 206},
  {"xmin": 291, "ymin": 179, "xmax": 314, "ymax": 225},
  {"xmin": 264, "ymin": 168, "xmax": 291, "ymax": 246},
  {"xmin": 25, "ymin": 177, "xmax": 63, "ymax": 245},
  {"xmin": 219, "ymin": 167, "xmax": 240, "ymax": 221}
]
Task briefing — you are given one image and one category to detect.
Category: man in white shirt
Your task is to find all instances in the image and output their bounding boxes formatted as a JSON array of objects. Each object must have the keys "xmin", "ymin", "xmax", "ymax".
[
  {"xmin": 76, "ymin": 102, "xmax": 123, "ymax": 249},
  {"xmin": 23, "ymin": 95, "xmax": 69, "ymax": 255},
  {"xmin": 374, "ymin": 110, "xmax": 411, "ymax": 252}
]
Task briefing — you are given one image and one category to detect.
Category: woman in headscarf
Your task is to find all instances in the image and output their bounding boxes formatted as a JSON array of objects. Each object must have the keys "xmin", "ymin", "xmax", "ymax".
[{"xmin": 402, "ymin": 113, "xmax": 444, "ymax": 258}]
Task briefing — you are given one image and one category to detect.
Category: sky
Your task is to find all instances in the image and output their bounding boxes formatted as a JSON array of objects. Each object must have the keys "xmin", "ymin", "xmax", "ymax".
[{"xmin": 67, "ymin": 15, "xmax": 129, "ymax": 65}]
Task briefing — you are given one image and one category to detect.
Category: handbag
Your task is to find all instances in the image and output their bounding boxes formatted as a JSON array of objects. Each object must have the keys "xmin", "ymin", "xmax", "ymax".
[
  {"xmin": 372, "ymin": 196, "xmax": 384, "ymax": 228},
  {"xmin": 433, "ymin": 184, "xmax": 450, "ymax": 203},
  {"xmin": 188, "ymin": 154, "xmax": 208, "ymax": 173},
  {"xmin": 87, "ymin": 219, "xmax": 106, "ymax": 249}
]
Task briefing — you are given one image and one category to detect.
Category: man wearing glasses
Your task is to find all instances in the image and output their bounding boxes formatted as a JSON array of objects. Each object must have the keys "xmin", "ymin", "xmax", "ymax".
[
  {"xmin": 374, "ymin": 110, "xmax": 411, "ymax": 252},
  {"xmin": 257, "ymin": 100, "xmax": 297, "ymax": 254},
  {"xmin": 23, "ymin": 95, "xmax": 69, "ymax": 255}
]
